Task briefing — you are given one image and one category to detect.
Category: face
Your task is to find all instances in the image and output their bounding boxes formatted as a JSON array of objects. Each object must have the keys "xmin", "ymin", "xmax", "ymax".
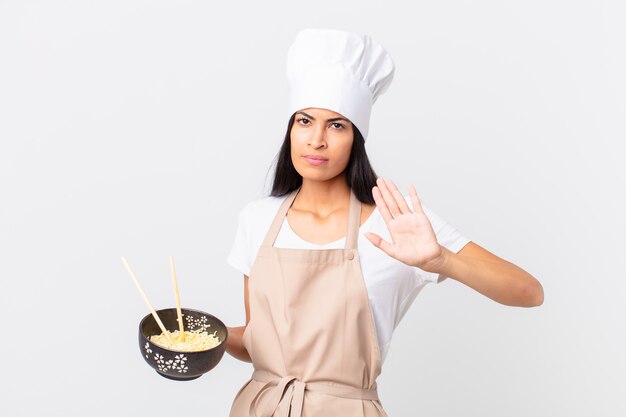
[{"xmin": 290, "ymin": 107, "xmax": 354, "ymax": 182}]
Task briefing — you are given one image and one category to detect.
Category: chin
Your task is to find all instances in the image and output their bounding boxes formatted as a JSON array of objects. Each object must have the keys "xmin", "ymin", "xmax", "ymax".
[{"xmin": 294, "ymin": 166, "xmax": 330, "ymax": 180}]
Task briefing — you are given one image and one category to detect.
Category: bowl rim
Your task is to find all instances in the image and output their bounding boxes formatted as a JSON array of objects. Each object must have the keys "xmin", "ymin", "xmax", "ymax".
[{"xmin": 139, "ymin": 307, "xmax": 228, "ymax": 354}]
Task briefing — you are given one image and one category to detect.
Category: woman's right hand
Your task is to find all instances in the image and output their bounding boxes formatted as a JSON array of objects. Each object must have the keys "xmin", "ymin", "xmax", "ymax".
[{"xmin": 226, "ymin": 325, "xmax": 251, "ymax": 362}]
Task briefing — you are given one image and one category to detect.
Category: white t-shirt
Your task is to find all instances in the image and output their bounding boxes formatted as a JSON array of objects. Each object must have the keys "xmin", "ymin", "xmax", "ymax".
[{"xmin": 227, "ymin": 193, "xmax": 471, "ymax": 364}]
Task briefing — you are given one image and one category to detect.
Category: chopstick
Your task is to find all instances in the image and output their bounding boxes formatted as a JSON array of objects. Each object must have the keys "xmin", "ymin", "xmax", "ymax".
[
  {"xmin": 169, "ymin": 256, "xmax": 184, "ymax": 334},
  {"xmin": 121, "ymin": 256, "xmax": 174, "ymax": 345}
]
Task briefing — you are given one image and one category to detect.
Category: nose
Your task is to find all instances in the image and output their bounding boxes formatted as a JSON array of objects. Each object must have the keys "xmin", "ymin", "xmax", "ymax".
[{"xmin": 307, "ymin": 124, "xmax": 327, "ymax": 149}]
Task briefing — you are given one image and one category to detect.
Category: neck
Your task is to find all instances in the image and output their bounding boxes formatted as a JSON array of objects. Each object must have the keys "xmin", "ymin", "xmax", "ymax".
[{"xmin": 293, "ymin": 176, "xmax": 351, "ymax": 216}]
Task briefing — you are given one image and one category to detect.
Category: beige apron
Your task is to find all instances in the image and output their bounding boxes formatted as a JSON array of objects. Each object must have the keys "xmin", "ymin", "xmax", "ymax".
[{"xmin": 229, "ymin": 186, "xmax": 387, "ymax": 417}]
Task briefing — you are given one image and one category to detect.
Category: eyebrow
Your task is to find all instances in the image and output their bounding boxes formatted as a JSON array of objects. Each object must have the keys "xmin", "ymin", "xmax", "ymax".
[{"xmin": 296, "ymin": 111, "xmax": 350, "ymax": 123}]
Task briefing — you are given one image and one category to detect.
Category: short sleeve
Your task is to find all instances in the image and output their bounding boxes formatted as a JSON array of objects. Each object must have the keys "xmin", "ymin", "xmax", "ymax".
[
  {"xmin": 226, "ymin": 204, "xmax": 252, "ymax": 276},
  {"xmin": 411, "ymin": 197, "xmax": 471, "ymax": 284}
]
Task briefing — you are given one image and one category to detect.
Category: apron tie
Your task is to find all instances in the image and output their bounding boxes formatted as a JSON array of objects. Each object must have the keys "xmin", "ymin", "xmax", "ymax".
[{"xmin": 249, "ymin": 369, "xmax": 380, "ymax": 417}]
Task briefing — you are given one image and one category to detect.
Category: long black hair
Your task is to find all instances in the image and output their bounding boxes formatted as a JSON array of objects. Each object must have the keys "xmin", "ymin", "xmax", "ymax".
[{"xmin": 268, "ymin": 112, "xmax": 378, "ymax": 205}]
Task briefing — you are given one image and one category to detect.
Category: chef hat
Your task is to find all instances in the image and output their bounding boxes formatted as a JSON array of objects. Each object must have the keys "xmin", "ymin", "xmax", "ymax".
[{"xmin": 286, "ymin": 28, "xmax": 395, "ymax": 141}]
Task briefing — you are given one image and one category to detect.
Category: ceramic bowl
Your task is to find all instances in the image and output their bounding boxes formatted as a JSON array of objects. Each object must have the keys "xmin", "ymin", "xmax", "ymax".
[{"xmin": 138, "ymin": 308, "xmax": 228, "ymax": 381}]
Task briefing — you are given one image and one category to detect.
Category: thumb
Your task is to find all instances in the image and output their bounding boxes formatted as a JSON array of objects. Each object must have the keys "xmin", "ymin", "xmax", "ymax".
[{"xmin": 365, "ymin": 232, "xmax": 394, "ymax": 256}]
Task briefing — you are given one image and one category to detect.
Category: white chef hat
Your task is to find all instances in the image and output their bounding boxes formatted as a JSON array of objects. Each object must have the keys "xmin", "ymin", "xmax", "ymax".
[{"xmin": 286, "ymin": 28, "xmax": 395, "ymax": 141}]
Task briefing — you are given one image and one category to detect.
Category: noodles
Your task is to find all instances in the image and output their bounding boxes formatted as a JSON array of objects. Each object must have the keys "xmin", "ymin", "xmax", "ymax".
[{"xmin": 150, "ymin": 329, "xmax": 221, "ymax": 351}]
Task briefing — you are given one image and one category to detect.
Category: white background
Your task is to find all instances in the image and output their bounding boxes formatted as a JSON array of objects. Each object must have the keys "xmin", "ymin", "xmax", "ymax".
[{"xmin": 1, "ymin": 1, "xmax": 624, "ymax": 416}]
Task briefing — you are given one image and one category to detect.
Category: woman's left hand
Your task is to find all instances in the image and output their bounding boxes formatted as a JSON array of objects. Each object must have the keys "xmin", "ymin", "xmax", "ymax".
[{"xmin": 365, "ymin": 178, "xmax": 445, "ymax": 272}]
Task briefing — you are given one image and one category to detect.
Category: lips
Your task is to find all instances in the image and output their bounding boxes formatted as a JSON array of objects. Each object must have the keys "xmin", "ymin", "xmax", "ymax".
[
  {"xmin": 302, "ymin": 155, "xmax": 328, "ymax": 166},
  {"xmin": 303, "ymin": 155, "xmax": 328, "ymax": 161}
]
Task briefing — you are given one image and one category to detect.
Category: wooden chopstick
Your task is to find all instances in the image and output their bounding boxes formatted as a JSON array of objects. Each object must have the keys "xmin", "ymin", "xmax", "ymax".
[
  {"xmin": 169, "ymin": 256, "xmax": 184, "ymax": 334},
  {"xmin": 121, "ymin": 256, "xmax": 174, "ymax": 345}
]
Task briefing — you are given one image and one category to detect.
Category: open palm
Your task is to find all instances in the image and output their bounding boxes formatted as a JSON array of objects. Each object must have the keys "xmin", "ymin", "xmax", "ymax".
[{"xmin": 364, "ymin": 178, "xmax": 443, "ymax": 271}]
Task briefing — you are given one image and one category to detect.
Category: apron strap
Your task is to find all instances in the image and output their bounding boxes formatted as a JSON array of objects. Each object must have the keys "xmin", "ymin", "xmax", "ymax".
[
  {"xmin": 345, "ymin": 188, "xmax": 360, "ymax": 251},
  {"xmin": 261, "ymin": 188, "xmax": 299, "ymax": 248},
  {"xmin": 261, "ymin": 186, "xmax": 362, "ymax": 251}
]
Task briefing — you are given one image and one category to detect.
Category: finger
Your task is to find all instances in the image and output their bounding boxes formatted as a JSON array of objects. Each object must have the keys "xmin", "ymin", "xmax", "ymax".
[
  {"xmin": 372, "ymin": 186, "xmax": 394, "ymax": 224},
  {"xmin": 408, "ymin": 185, "xmax": 425, "ymax": 215},
  {"xmin": 384, "ymin": 178, "xmax": 412, "ymax": 214},
  {"xmin": 376, "ymin": 177, "xmax": 401, "ymax": 217},
  {"xmin": 365, "ymin": 232, "xmax": 394, "ymax": 255}
]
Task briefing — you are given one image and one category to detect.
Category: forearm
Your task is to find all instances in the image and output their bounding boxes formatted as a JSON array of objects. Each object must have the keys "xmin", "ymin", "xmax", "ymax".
[
  {"xmin": 430, "ymin": 247, "xmax": 544, "ymax": 307},
  {"xmin": 226, "ymin": 326, "xmax": 252, "ymax": 363}
]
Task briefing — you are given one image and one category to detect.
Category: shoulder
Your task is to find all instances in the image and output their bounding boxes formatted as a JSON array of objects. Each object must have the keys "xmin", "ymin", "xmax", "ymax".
[
  {"xmin": 238, "ymin": 194, "xmax": 287, "ymax": 218},
  {"xmin": 228, "ymin": 193, "xmax": 292, "ymax": 275},
  {"xmin": 234, "ymin": 194, "xmax": 288, "ymax": 236}
]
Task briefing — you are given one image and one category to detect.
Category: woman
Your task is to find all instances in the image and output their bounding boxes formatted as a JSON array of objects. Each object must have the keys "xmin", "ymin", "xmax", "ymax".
[{"xmin": 225, "ymin": 29, "xmax": 544, "ymax": 417}]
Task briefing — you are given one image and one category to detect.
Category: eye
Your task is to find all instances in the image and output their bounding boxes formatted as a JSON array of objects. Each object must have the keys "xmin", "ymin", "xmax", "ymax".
[
  {"xmin": 296, "ymin": 117, "xmax": 310, "ymax": 125},
  {"xmin": 331, "ymin": 122, "xmax": 345, "ymax": 129}
]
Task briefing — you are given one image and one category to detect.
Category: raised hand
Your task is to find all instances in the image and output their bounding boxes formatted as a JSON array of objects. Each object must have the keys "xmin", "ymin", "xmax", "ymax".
[{"xmin": 364, "ymin": 178, "xmax": 445, "ymax": 272}]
